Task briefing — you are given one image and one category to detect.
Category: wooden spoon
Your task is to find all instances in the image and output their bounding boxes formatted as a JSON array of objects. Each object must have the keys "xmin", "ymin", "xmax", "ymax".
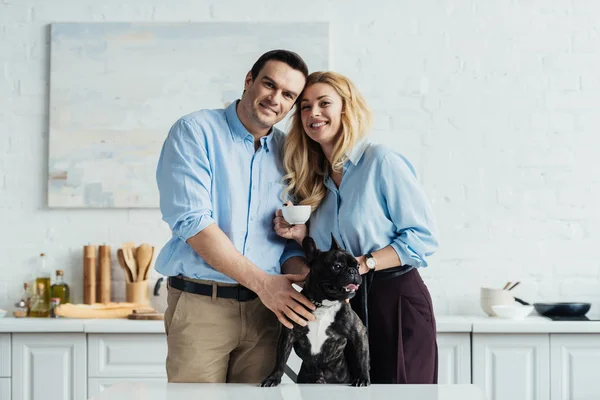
[
  {"xmin": 135, "ymin": 243, "xmax": 154, "ymax": 282},
  {"xmin": 122, "ymin": 241, "xmax": 137, "ymax": 258},
  {"xmin": 117, "ymin": 249, "xmax": 133, "ymax": 283},
  {"xmin": 143, "ymin": 246, "xmax": 154, "ymax": 281},
  {"xmin": 122, "ymin": 247, "xmax": 138, "ymax": 282}
]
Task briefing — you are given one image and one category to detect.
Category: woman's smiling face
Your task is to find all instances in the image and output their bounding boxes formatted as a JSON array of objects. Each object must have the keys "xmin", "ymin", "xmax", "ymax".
[{"xmin": 300, "ymin": 83, "xmax": 344, "ymax": 147}]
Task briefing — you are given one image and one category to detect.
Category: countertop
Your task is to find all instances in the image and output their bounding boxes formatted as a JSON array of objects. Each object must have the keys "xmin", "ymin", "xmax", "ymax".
[
  {"xmin": 87, "ymin": 382, "xmax": 487, "ymax": 400},
  {"xmin": 0, "ymin": 318, "xmax": 165, "ymax": 333},
  {"xmin": 1, "ymin": 315, "xmax": 600, "ymax": 333},
  {"xmin": 470, "ymin": 315, "xmax": 600, "ymax": 333}
]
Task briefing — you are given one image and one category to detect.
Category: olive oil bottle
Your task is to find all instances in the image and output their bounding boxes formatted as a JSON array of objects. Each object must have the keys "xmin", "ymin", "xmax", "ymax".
[
  {"xmin": 29, "ymin": 283, "xmax": 50, "ymax": 318},
  {"xmin": 50, "ymin": 269, "xmax": 70, "ymax": 304},
  {"xmin": 35, "ymin": 253, "xmax": 51, "ymax": 308}
]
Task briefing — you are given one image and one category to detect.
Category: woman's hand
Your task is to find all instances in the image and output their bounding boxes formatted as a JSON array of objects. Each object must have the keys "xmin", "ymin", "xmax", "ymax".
[
  {"xmin": 355, "ymin": 255, "xmax": 370, "ymax": 275},
  {"xmin": 273, "ymin": 202, "xmax": 307, "ymax": 245}
]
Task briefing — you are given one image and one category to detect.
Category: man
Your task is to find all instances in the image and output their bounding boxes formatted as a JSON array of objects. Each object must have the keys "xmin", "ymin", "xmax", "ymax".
[{"xmin": 155, "ymin": 50, "xmax": 315, "ymax": 383}]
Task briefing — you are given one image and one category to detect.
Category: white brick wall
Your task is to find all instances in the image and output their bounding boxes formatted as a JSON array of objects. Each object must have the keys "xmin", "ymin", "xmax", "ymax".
[{"xmin": 1, "ymin": 0, "xmax": 599, "ymax": 318}]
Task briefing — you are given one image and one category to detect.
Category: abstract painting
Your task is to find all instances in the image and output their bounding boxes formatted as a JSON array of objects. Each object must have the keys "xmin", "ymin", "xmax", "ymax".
[{"xmin": 48, "ymin": 22, "xmax": 330, "ymax": 208}]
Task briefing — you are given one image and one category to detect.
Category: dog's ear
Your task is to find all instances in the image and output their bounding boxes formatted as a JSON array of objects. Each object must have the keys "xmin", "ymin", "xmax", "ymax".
[
  {"xmin": 302, "ymin": 236, "xmax": 319, "ymax": 264},
  {"xmin": 330, "ymin": 233, "xmax": 341, "ymax": 251}
]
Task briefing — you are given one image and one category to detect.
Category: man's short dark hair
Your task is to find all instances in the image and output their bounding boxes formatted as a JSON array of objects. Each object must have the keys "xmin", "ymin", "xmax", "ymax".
[{"xmin": 250, "ymin": 50, "xmax": 309, "ymax": 81}]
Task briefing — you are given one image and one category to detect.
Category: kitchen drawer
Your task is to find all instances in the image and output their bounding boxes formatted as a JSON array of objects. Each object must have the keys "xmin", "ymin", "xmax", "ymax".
[
  {"xmin": 0, "ymin": 377, "xmax": 10, "ymax": 400},
  {"xmin": 0, "ymin": 334, "xmax": 10, "ymax": 377},
  {"xmin": 88, "ymin": 334, "xmax": 167, "ymax": 378},
  {"xmin": 88, "ymin": 378, "xmax": 166, "ymax": 398}
]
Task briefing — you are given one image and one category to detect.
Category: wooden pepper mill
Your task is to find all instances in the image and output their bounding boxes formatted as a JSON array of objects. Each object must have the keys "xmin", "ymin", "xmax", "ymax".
[
  {"xmin": 83, "ymin": 245, "xmax": 97, "ymax": 305},
  {"xmin": 97, "ymin": 245, "xmax": 111, "ymax": 303}
]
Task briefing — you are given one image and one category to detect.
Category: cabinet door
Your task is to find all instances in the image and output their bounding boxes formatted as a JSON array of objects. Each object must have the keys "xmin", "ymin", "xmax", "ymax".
[
  {"xmin": 551, "ymin": 334, "xmax": 600, "ymax": 400},
  {"xmin": 0, "ymin": 334, "xmax": 10, "ymax": 377},
  {"xmin": 88, "ymin": 378, "xmax": 166, "ymax": 398},
  {"xmin": 12, "ymin": 333, "xmax": 86, "ymax": 400},
  {"xmin": 0, "ymin": 378, "xmax": 10, "ymax": 400},
  {"xmin": 437, "ymin": 333, "xmax": 471, "ymax": 384},
  {"xmin": 88, "ymin": 334, "xmax": 167, "ymax": 378},
  {"xmin": 473, "ymin": 333, "xmax": 550, "ymax": 400}
]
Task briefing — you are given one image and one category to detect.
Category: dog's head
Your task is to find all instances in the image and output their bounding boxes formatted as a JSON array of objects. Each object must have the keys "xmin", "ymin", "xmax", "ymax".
[{"xmin": 302, "ymin": 234, "xmax": 362, "ymax": 302}]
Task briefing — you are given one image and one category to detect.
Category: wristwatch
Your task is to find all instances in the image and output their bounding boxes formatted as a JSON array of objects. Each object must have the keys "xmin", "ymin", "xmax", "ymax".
[{"xmin": 365, "ymin": 253, "xmax": 377, "ymax": 270}]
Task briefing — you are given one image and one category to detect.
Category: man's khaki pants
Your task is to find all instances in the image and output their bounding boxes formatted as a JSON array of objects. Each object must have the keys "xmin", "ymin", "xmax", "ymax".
[{"xmin": 164, "ymin": 279, "xmax": 280, "ymax": 383}]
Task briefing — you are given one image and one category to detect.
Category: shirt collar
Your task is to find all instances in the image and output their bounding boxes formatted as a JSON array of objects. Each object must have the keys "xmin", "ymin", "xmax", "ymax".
[
  {"xmin": 225, "ymin": 100, "xmax": 274, "ymax": 151},
  {"xmin": 323, "ymin": 138, "xmax": 371, "ymax": 191},
  {"xmin": 345, "ymin": 137, "xmax": 371, "ymax": 165}
]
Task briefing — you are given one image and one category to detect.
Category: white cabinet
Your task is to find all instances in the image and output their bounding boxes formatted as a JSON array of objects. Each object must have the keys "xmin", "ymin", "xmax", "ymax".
[
  {"xmin": 88, "ymin": 334, "xmax": 167, "ymax": 378},
  {"xmin": 0, "ymin": 334, "xmax": 10, "ymax": 377},
  {"xmin": 11, "ymin": 333, "xmax": 86, "ymax": 400},
  {"xmin": 550, "ymin": 334, "xmax": 600, "ymax": 400},
  {"xmin": 87, "ymin": 334, "xmax": 167, "ymax": 398},
  {"xmin": 0, "ymin": 378, "xmax": 11, "ymax": 400},
  {"xmin": 473, "ymin": 333, "xmax": 550, "ymax": 400},
  {"xmin": 437, "ymin": 333, "xmax": 471, "ymax": 384}
]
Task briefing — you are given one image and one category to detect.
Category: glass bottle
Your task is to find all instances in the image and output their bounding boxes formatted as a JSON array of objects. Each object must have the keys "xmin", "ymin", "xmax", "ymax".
[
  {"xmin": 35, "ymin": 253, "xmax": 51, "ymax": 309},
  {"xmin": 51, "ymin": 270, "xmax": 70, "ymax": 304},
  {"xmin": 29, "ymin": 283, "xmax": 50, "ymax": 318},
  {"xmin": 21, "ymin": 282, "xmax": 31, "ymax": 315},
  {"xmin": 50, "ymin": 298, "xmax": 61, "ymax": 318},
  {"xmin": 13, "ymin": 282, "xmax": 31, "ymax": 317}
]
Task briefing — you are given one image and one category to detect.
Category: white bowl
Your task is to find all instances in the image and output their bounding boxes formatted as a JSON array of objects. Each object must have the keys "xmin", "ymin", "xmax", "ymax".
[
  {"xmin": 0, "ymin": 309, "xmax": 6, "ymax": 318},
  {"xmin": 491, "ymin": 304, "xmax": 534, "ymax": 320},
  {"xmin": 281, "ymin": 205, "xmax": 311, "ymax": 225},
  {"xmin": 480, "ymin": 287, "xmax": 516, "ymax": 316}
]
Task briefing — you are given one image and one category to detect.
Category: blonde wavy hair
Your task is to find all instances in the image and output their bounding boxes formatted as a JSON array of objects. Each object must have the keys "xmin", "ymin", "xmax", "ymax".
[{"xmin": 282, "ymin": 71, "xmax": 372, "ymax": 211}]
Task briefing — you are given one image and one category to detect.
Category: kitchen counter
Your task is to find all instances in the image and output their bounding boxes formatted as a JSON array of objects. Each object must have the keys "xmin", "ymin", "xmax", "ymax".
[
  {"xmin": 471, "ymin": 315, "xmax": 600, "ymax": 333},
  {"xmin": 0, "ymin": 316, "xmax": 471, "ymax": 333},
  {"xmin": 2, "ymin": 315, "xmax": 600, "ymax": 333},
  {"xmin": 87, "ymin": 382, "xmax": 487, "ymax": 400},
  {"xmin": 0, "ymin": 318, "xmax": 165, "ymax": 333}
]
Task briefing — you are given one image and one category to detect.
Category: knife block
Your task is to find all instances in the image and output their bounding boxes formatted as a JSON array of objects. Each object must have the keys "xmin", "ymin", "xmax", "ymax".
[{"xmin": 126, "ymin": 280, "xmax": 149, "ymax": 305}]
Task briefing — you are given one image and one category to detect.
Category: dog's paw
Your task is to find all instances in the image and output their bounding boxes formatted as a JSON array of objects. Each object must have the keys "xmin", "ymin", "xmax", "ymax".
[
  {"xmin": 260, "ymin": 376, "xmax": 282, "ymax": 387},
  {"xmin": 351, "ymin": 376, "xmax": 370, "ymax": 387}
]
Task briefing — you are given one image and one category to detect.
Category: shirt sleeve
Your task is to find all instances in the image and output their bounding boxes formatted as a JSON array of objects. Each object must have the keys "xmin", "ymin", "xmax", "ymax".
[
  {"xmin": 156, "ymin": 118, "xmax": 215, "ymax": 241},
  {"xmin": 379, "ymin": 152, "xmax": 439, "ymax": 268},
  {"xmin": 279, "ymin": 239, "xmax": 306, "ymax": 266}
]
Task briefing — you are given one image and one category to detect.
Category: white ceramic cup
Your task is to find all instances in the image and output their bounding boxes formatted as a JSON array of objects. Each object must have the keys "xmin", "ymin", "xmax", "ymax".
[{"xmin": 281, "ymin": 205, "xmax": 311, "ymax": 225}]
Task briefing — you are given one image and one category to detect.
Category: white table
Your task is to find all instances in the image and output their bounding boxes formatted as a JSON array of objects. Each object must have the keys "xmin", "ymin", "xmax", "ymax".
[{"xmin": 87, "ymin": 382, "xmax": 487, "ymax": 400}]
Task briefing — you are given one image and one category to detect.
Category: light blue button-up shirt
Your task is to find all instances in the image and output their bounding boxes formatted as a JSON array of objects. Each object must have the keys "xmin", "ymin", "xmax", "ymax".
[
  {"xmin": 155, "ymin": 101, "xmax": 304, "ymax": 283},
  {"xmin": 308, "ymin": 139, "xmax": 439, "ymax": 269}
]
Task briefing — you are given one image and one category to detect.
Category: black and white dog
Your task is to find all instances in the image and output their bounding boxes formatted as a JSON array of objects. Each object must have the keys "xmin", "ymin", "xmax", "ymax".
[{"xmin": 261, "ymin": 235, "xmax": 370, "ymax": 387}]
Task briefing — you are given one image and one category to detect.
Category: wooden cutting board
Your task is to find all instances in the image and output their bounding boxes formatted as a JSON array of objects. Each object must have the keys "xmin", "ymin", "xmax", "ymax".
[
  {"xmin": 127, "ymin": 312, "xmax": 164, "ymax": 320},
  {"xmin": 56, "ymin": 302, "xmax": 155, "ymax": 319}
]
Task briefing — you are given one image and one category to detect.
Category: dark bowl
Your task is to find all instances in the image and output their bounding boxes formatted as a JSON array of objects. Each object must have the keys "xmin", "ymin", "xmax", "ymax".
[{"xmin": 533, "ymin": 302, "xmax": 591, "ymax": 317}]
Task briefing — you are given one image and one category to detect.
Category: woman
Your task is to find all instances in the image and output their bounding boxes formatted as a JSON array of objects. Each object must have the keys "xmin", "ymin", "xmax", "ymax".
[{"xmin": 274, "ymin": 71, "xmax": 440, "ymax": 384}]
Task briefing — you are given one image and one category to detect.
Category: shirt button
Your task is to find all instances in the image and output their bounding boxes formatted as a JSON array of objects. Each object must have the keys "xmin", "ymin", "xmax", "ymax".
[
  {"xmin": 249, "ymin": 216, "xmax": 254, "ymax": 222},
  {"xmin": 252, "ymin": 185, "xmax": 257, "ymax": 190}
]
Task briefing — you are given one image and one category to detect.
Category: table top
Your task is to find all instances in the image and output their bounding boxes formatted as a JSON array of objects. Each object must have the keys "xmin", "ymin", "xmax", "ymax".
[{"xmin": 88, "ymin": 382, "xmax": 487, "ymax": 400}]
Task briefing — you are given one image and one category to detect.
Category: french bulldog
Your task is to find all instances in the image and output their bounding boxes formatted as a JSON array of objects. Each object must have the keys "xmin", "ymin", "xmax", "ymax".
[{"xmin": 261, "ymin": 234, "xmax": 370, "ymax": 387}]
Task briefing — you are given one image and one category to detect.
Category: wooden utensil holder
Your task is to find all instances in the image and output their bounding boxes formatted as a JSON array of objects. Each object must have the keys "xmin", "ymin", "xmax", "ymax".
[{"xmin": 125, "ymin": 280, "xmax": 149, "ymax": 305}]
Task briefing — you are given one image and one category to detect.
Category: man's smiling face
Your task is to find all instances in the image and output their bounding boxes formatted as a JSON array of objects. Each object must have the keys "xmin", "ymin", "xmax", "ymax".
[{"xmin": 239, "ymin": 60, "xmax": 306, "ymax": 131}]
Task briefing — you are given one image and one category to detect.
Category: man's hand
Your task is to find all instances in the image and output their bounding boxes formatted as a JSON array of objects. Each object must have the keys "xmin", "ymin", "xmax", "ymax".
[
  {"xmin": 273, "ymin": 202, "xmax": 307, "ymax": 244},
  {"xmin": 257, "ymin": 274, "xmax": 316, "ymax": 329}
]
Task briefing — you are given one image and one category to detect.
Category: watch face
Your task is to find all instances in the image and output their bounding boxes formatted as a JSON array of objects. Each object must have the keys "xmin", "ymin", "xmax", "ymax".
[{"xmin": 366, "ymin": 258, "xmax": 376, "ymax": 268}]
